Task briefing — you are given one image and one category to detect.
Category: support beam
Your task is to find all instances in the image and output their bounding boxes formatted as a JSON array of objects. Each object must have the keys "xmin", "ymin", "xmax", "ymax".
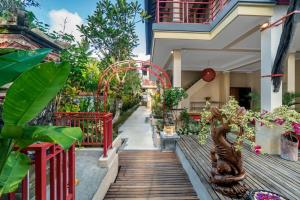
[
  {"xmin": 260, "ymin": 6, "xmax": 287, "ymax": 112},
  {"xmin": 173, "ymin": 50, "xmax": 182, "ymax": 87},
  {"xmin": 287, "ymin": 53, "xmax": 296, "ymax": 93}
]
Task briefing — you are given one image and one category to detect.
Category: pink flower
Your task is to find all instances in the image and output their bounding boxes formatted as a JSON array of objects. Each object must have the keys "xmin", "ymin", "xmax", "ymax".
[
  {"xmin": 292, "ymin": 122, "xmax": 300, "ymax": 135},
  {"xmin": 254, "ymin": 148, "xmax": 261, "ymax": 155},
  {"xmin": 274, "ymin": 118, "xmax": 285, "ymax": 126},
  {"xmin": 254, "ymin": 145, "xmax": 262, "ymax": 155}
]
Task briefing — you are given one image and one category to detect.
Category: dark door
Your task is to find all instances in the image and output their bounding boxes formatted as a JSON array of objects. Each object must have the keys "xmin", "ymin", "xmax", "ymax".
[{"xmin": 230, "ymin": 87, "xmax": 251, "ymax": 109}]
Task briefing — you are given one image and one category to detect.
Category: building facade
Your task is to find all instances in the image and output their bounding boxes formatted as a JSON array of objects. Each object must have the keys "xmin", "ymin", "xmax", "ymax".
[{"xmin": 145, "ymin": 0, "xmax": 300, "ymax": 112}]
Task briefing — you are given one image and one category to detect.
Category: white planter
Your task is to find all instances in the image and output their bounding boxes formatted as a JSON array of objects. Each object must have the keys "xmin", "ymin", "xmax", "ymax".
[{"xmin": 255, "ymin": 124, "xmax": 283, "ymax": 155}]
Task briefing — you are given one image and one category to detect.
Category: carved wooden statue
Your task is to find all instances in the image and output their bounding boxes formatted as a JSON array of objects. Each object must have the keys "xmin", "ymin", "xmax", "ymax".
[{"xmin": 209, "ymin": 107, "xmax": 248, "ymax": 198}]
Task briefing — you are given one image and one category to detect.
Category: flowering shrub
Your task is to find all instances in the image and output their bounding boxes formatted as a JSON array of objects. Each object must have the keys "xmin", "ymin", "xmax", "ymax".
[
  {"xmin": 258, "ymin": 106, "xmax": 300, "ymax": 137},
  {"xmin": 198, "ymin": 97, "xmax": 258, "ymax": 151}
]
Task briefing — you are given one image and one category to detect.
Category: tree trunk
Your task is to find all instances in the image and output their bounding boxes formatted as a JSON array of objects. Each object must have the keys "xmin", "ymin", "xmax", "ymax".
[{"xmin": 112, "ymin": 97, "xmax": 123, "ymax": 124}]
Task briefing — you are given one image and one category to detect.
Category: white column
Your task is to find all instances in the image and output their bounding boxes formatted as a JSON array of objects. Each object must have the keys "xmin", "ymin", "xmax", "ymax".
[
  {"xmin": 173, "ymin": 50, "xmax": 182, "ymax": 87},
  {"xmin": 260, "ymin": 6, "xmax": 287, "ymax": 112},
  {"xmin": 287, "ymin": 53, "xmax": 296, "ymax": 93}
]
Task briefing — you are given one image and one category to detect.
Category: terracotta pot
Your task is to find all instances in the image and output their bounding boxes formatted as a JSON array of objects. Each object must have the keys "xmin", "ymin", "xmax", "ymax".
[{"xmin": 280, "ymin": 135, "xmax": 298, "ymax": 161}]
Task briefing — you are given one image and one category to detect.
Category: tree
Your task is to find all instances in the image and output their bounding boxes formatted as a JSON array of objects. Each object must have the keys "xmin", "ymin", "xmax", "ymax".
[
  {"xmin": 79, "ymin": 0, "xmax": 149, "ymax": 65},
  {"xmin": 79, "ymin": 0, "xmax": 149, "ymax": 122}
]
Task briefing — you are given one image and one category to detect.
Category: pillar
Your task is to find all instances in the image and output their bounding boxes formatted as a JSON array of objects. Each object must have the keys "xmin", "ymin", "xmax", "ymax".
[
  {"xmin": 223, "ymin": 72, "xmax": 230, "ymax": 103},
  {"xmin": 173, "ymin": 50, "xmax": 182, "ymax": 87},
  {"xmin": 257, "ymin": 6, "xmax": 287, "ymax": 155},
  {"xmin": 260, "ymin": 6, "xmax": 286, "ymax": 112},
  {"xmin": 287, "ymin": 53, "xmax": 296, "ymax": 93}
]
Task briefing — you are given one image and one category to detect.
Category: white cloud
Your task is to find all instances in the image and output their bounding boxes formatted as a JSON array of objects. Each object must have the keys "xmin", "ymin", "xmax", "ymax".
[{"xmin": 48, "ymin": 9, "xmax": 83, "ymax": 42}]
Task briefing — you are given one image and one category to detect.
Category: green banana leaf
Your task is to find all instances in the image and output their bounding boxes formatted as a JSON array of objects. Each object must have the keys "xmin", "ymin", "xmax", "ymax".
[
  {"xmin": 1, "ymin": 126, "xmax": 82, "ymax": 150},
  {"xmin": 0, "ymin": 151, "xmax": 31, "ymax": 195},
  {"xmin": 2, "ymin": 61, "xmax": 70, "ymax": 126},
  {"xmin": 0, "ymin": 49, "xmax": 17, "ymax": 56},
  {"xmin": 0, "ymin": 48, "xmax": 52, "ymax": 87}
]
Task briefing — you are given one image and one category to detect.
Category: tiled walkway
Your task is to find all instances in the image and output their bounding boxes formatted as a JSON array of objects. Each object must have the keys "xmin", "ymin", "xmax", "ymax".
[{"xmin": 119, "ymin": 106, "xmax": 158, "ymax": 150}]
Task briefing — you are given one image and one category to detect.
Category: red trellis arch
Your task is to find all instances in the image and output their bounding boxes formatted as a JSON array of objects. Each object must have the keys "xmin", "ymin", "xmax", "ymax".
[
  {"xmin": 54, "ymin": 60, "xmax": 170, "ymax": 157},
  {"xmin": 96, "ymin": 60, "xmax": 172, "ymax": 112}
]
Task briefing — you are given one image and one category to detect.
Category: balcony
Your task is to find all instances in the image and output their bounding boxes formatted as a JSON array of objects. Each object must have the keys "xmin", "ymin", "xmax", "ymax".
[{"xmin": 155, "ymin": 0, "xmax": 230, "ymax": 24}]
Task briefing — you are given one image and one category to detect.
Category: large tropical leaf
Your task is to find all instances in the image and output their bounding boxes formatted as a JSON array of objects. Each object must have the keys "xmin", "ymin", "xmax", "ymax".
[
  {"xmin": 4, "ymin": 126, "xmax": 83, "ymax": 150},
  {"xmin": 0, "ymin": 151, "xmax": 30, "ymax": 195},
  {"xmin": 2, "ymin": 62, "xmax": 70, "ymax": 126},
  {"xmin": 0, "ymin": 48, "xmax": 51, "ymax": 87},
  {"xmin": 0, "ymin": 48, "xmax": 17, "ymax": 56}
]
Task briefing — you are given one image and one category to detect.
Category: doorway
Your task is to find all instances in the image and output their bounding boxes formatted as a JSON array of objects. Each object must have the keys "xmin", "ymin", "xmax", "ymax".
[{"xmin": 230, "ymin": 87, "xmax": 251, "ymax": 109}]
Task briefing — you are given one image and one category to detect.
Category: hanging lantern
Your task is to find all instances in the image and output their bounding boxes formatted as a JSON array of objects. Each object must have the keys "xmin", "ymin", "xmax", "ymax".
[{"xmin": 201, "ymin": 68, "xmax": 216, "ymax": 82}]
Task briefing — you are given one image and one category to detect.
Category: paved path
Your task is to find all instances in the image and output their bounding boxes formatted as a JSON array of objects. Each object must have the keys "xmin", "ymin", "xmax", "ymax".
[
  {"xmin": 104, "ymin": 151, "xmax": 198, "ymax": 200},
  {"xmin": 119, "ymin": 106, "xmax": 158, "ymax": 150}
]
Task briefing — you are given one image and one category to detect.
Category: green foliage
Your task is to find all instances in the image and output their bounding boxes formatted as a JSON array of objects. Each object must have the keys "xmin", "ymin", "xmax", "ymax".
[
  {"xmin": 79, "ymin": 0, "xmax": 149, "ymax": 66},
  {"xmin": 164, "ymin": 87, "xmax": 188, "ymax": 110},
  {"xmin": 151, "ymin": 92, "xmax": 163, "ymax": 118},
  {"xmin": 178, "ymin": 110, "xmax": 201, "ymax": 135},
  {"xmin": 258, "ymin": 106, "xmax": 300, "ymax": 135},
  {"xmin": 0, "ymin": 48, "xmax": 51, "ymax": 87},
  {"xmin": 198, "ymin": 97, "xmax": 257, "ymax": 150},
  {"xmin": 0, "ymin": 51, "xmax": 82, "ymax": 195},
  {"xmin": 248, "ymin": 92, "xmax": 260, "ymax": 111},
  {"xmin": 283, "ymin": 92, "xmax": 300, "ymax": 107},
  {"xmin": 0, "ymin": 152, "xmax": 31, "ymax": 195},
  {"xmin": 2, "ymin": 62, "xmax": 70, "ymax": 126}
]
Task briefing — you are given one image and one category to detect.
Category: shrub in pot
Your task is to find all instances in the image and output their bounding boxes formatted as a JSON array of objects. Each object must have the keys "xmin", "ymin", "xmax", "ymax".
[{"xmin": 258, "ymin": 106, "xmax": 300, "ymax": 161}]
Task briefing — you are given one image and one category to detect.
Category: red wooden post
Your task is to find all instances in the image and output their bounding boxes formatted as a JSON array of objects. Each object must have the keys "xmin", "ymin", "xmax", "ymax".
[
  {"xmin": 56, "ymin": 152, "xmax": 62, "ymax": 200},
  {"xmin": 68, "ymin": 144, "xmax": 76, "ymax": 200},
  {"xmin": 7, "ymin": 193, "xmax": 16, "ymax": 200},
  {"xmin": 50, "ymin": 145, "xmax": 56, "ymax": 200},
  {"xmin": 62, "ymin": 150, "xmax": 68, "ymax": 200},
  {"xmin": 35, "ymin": 145, "xmax": 47, "ymax": 200},
  {"xmin": 156, "ymin": 0, "xmax": 160, "ymax": 23},
  {"xmin": 103, "ymin": 114, "xmax": 108, "ymax": 157},
  {"xmin": 21, "ymin": 175, "xmax": 28, "ymax": 200}
]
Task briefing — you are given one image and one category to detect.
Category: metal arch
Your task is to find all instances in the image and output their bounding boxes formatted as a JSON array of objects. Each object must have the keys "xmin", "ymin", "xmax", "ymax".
[{"xmin": 96, "ymin": 60, "xmax": 171, "ymax": 112}]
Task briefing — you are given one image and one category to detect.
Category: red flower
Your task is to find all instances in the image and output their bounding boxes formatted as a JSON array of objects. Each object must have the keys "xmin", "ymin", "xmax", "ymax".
[
  {"xmin": 292, "ymin": 122, "xmax": 300, "ymax": 135},
  {"xmin": 274, "ymin": 118, "xmax": 285, "ymax": 126},
  {"xmin": 254, "ymin": 145, "xmax": 262, "ymax": 155}
]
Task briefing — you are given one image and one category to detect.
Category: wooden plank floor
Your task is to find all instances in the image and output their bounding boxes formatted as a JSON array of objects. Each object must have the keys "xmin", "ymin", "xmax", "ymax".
[
  {"xmin": 104, "ymin": 150, "xmax": 199, "ymax": 200},
  {"xmin": 178, "ymin": 135, "xmax": 300, "ymax": 200}
]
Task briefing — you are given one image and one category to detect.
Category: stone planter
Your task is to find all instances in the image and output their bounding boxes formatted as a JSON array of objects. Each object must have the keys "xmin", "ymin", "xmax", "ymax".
[
  {"xmin": 280, "ymin": 135, "xmax": 298, "ymax": 162},
  {"xmin": 255, "ymin": 125, "xmax": 283, "ymax": 155}
]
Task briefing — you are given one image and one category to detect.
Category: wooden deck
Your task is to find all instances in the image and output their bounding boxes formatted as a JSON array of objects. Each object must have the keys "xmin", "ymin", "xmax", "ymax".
[
  {"xmin": 178, "ymin": 135, "xmax": 300, "ymax": 200},
  {"xmin": 104, "ymin": 150, "xmax": 198, "ymax": 200}
]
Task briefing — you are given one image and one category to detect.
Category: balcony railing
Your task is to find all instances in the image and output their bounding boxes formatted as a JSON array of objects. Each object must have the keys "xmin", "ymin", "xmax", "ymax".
[{"xmin": 156, "ymin": 0, "xmax": 230, "ymax": 24}]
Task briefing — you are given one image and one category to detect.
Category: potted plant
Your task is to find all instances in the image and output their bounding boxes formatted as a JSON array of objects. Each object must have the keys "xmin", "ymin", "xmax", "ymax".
[
  {"xmin": 198, "ymin": 97, "xmax": 257, "ymax": 198},
  {"xmin": 258, "ymin": 106, "xmax": 300, "ymax": 161}
]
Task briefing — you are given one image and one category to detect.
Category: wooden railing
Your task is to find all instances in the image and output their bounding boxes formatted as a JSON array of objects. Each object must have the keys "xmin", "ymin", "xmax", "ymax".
[
  {"xmin": 54, "ymin": 112, "xmax": 113, "ymax": 157},
  {"xmin": 156, "ymin": 0, "xmax": 230, "ymax": 23},
  {"xmin": 1, "ymin": 143, "xmax": 76, "ymax": 200}
]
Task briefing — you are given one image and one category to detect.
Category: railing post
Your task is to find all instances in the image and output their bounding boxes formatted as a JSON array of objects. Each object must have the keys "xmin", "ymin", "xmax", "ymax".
[
  {"xmin": 156, "ymin": 0, "xmax": 160, "ymax": 23},
  {"xmin": 35, "ymin": 145, "xmax": 47, "ymax": 200},
  {"xmin": 103, "ymin": 115, "xmax": 108, "ymax": 157},
  {"xmin": 68, "ymin": 144, "xmax": 75, "ymax": 200}
]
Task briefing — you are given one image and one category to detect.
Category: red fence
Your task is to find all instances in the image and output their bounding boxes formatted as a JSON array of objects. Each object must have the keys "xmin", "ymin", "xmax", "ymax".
[
  {"xmin": 54, "ymin": 112, "xmax": 113, "ymax": 157},
  {"xmin": 2, "ymin": 143, "xmax": 75, "ymax": 200},
  {"xmin": 156, "ymin": 0, "xmax": 230, "ymax": 23}
]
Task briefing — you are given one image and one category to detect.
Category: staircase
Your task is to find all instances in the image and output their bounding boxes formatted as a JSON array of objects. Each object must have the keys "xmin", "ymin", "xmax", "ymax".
[
  {"xmin": 182, "ymin": 78, "xmax": 208, "ymax": 109},
  {"xmin": 104, "ymin": 150, "xmax": 198, "ymax": 200}
]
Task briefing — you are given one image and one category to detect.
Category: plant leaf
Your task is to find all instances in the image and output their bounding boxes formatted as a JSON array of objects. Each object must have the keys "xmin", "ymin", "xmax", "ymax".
[
  {"xmin": 0, "ymin": 48, "xmax": 51, "ymax": 87},
  {"xmin": 0, "ymin": 152, "xmax": 30, "ymax": 195},
  {"xmin": 3, "ymin": 62, "xmax": 70, "ymax": 126},
  {"xmin": 13, "ymin": 126, "xmax": 82, "ymax": 150}
]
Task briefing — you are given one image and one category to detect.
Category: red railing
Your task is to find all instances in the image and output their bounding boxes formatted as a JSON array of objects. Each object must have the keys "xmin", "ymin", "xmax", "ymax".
[
  {"xmin": 54, "ymin": 112, "xmax": 113, "ymax": 157},
  {"xmin": 156, "ymin": 0, "xmax": 230, "ymax": 23},
  {"xmin": 2, "ymin": 143, "xmax": 75, "ymax": 200}
]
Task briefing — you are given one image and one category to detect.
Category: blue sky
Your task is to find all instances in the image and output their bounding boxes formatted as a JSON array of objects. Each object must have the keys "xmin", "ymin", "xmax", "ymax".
[{"xmin": 29, "ymin": 0, "xmax": 148, "ymax": 60}]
